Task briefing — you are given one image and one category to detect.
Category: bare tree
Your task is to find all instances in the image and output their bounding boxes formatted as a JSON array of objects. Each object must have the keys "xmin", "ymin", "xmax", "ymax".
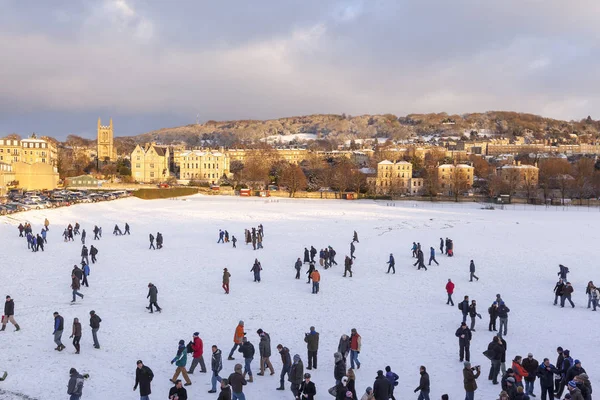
[
  {"xmin": 572, "ymin": 158, "xmax": 595, "ymax": 204},
  {"xmin": 279, "ymin": 164, "xmax": 308, "ymax": 197}
]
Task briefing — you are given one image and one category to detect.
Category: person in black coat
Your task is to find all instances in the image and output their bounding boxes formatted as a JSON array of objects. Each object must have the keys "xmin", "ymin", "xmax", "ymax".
[
  {"xmin": 414, "ymin": 366, "xmax": 430, "ymax": 398},
  {"xmin": 554, "ymin": 347, "xmax": 564, "ymax": 394},
  {"xmin": 536, "ymin": 358, "xmax": 559, "ymax": 400},
  {"xmin": 553, "ymin": 279, "xmax": 565, "ymax": 305},
  {"xmin": 455, "ymin": 322, "xmax": 472, "ymax": 362},
  {"xmin": 487, "ymin": 336, "xmax": 504, "ymax": 384},
  {"xmin": 133, "ymin": 360, "xmax": 153, "ymax": 398},
  {"xmin": 334, "ymin": 352, "xmax": 346, "ymax": 384},
  {"xmin": 304, "ymin": 248, "xmax": 310, "ymax": 264},
  {"xmin": 298, "ymin": 373, "xmax": 316, "ymax": 400},
  {"xmin": 295, "ymin": 258, "xmax": 302, "ymax": 280},
  {"xmin": 373, "ymin": 370, "xmax": 390, "ymax": 400},
  {"xmin": 310, "ymin": 246, "xmax": 317, "ymax": 263},
  {"xmin": 306, "ymin": 263, "xmax": 315, "ymax": 284},
  {"xmin": 168, "ymin": 379, "xmax": 187, "ymax": 400}
]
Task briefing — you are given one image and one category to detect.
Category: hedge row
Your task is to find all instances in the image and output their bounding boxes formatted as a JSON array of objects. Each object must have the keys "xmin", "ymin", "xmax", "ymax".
[{"xmin": 132, "ymin": 188, "xmax": 199, "ymax": 200}]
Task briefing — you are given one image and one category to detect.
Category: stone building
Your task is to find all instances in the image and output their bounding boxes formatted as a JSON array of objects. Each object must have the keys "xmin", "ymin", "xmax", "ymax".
[
  {"xmin": 97, "ymin": 118, "xmax": 117, "ymax": 162},
  {"xmin": 437, "ymin": 164, "xmax": 474, "ymax": 196},
  {"xmin": 499, "ymin": 163, "xmax": 539, "ymax": 190},
  {"xmin": 131, "ymin": 143, "xmax": 171, "ymax": 183},
  {"xmin": 0, "ymin": 134, "xmax": 57, "ymax": 166},
  {"xmin": 374, "ymin": 160, "xmax": 413, "ymax": 194},
  {"xmin": 175, "ymin": 149, "xmax": 231, "ymax": 184}
]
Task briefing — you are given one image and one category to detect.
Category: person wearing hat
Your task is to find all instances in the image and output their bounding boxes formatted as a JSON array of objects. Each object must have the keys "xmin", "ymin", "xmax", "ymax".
[
  {"xmin": 567, "ymin": 380, "xmax": 584, "ymax": 400},
  {"xmin": 89, "ymin": 310, "xmax": 101, "ymax": 349},
  {"xmin": 455, "ymin": 321, "xmax": 472, "ymax": 362},
  {"xmin": 497, "ymin": 390, "xmax": 509, "ymax": 400},
  {"xmin": 216, "ymin": 378, "xmax": 230, "ymax": 400},
  {"xmin": 386, "ymin": 253, "xmax": 395, "ymax": 274},
  {"xmin": 463, "ymin": 361, "xmax": 481, "ymax": 400},
  {"xmin": 228, "ymin": 321, "xmax": 245, "ymax": 360},
  {"xmin": 373, "ymin": 370, "xmax": 390, "ymax": 400},
  {"xmin": 171, "ymin": 340, "xmax": 192, "ymax": 386},
  {"xmin": 574, "ymin": 373, "xmax": 591, "ymax": 400},
  {"xmin": 146, "ymin": 283, "xmax": 161, "ymax": 313},
  {"xmin": 223, "ymin": 268, "xmax": 231, "ymax": 294},
  {"xmin": 1, "ymin": 295, "xmax": 20, "ymax": 332},
  {"xmin": 521, "ymin": 353, "xmax": 539, "ymax": 397},
  {"xmin": 565, "ymin": 359, "xmax": 586, "ymax": 383},
  {"xmin": 289, "ymin": 354, "xmax": 304, "ymax": 398},
  {"xmin": 298, "ymin": 372, "xmax": 316, "ymax": 400},
  {"xmin": 133, "ymin": 360, "xmax": 154, "ymax": 400},
  {"xmin": 188, "ymin": 332, "xmax": 207, "ymax": 374},
  {"xmin": 67, "ymin": 367, "xmax": 85, "ymax": 400},
  {"xmin": 168, "ymin": 379, "xmax": 188, "ymax": 400}
]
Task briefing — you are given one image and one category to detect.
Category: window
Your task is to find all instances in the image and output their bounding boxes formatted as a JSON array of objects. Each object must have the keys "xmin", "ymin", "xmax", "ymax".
[
  {"xmin": 150, "ymin": 172, "xmax": 155, "ymax": 178},
  {"xmin": 136, "ymin": 164, "xmax": 140, "ymax": 168},
  {"xmin": 137, "ymin": 156, "xmax": 140, "ymax": 161},
  {"xmin": 150, "ymin": 163, "xmax": 154, "ymax": 168}
]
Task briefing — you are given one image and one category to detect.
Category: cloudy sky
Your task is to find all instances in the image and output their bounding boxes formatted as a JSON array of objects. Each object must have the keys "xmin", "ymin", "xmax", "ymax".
[{"xmin": 1, "ymin": 0, "xmax": 598, "ymax": 139}]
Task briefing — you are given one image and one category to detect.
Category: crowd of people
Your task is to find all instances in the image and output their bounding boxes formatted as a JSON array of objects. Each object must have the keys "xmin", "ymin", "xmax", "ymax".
[{"xmin": 2, "ymin": 216, "xmax": 597, "ymax": 400}]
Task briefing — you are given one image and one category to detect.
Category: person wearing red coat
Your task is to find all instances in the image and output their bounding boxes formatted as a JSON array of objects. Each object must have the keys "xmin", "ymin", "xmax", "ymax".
[
  {"xmin": 446, "ymin": 279, "xmax": 455, "ymax": 306},
  {"xmin": 511, "ymin": 356, "xmax": 529, "ymax": 387},
  {"xmin": 188, "ymin": 332, "xmax": 207, "ymax": 374}
]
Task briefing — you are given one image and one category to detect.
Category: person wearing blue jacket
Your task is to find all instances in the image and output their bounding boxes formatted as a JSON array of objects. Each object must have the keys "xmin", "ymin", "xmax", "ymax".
[
  {"xmin": 171, "ymin": 339, "xmax": 192, "ymax": 386},
  {"xmin": 429, "ymin": 247, "xmax": 439, "ymax": 266},
  {"xmin": 81, "ymin": 262, "xmax": 90, "ymax": 287},
  {"xmin": 385, "ymin": 366, "xmax": 399, "ymax": 400},
  {"xmin": 41, "ymin": 228, "xmax": 47, "ymax": 243},
  {"xmin": 386, "ymin": 254, "xmax": 395, "ymax": 274}
]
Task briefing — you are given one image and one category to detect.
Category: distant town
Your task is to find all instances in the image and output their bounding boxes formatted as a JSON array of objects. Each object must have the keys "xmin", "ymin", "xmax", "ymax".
[{"xmin": 2, "ymin": 114, "xmax": 600, "ymax": 205}]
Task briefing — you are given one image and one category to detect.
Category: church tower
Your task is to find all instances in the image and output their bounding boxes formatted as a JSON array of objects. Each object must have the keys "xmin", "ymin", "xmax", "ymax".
[{"xmin": 97, "ymin": 118, "xmax": 116, "ymax": 162}]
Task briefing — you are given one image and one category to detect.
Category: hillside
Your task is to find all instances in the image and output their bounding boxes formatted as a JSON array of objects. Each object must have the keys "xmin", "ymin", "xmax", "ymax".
[{"xmin": 120, "ymin": 111, "xmax": 600, "ymax": 147}]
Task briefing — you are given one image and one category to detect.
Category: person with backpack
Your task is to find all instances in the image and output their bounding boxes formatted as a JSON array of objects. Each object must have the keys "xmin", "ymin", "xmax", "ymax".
[
  {"xmin": 171, "ymin": 340, "xmax": 192, "ymax": 386},
  {"xmin": 238, "ymin": 337, "xmax": 255, "ymax": 382},
  {"xmin": 188, "ymin": 332, "xmax": 207, "ymax": 374},
  {"xmin": 385, "ymin": 366, "xmax": 399, "ymax": 400},
  {"xmin": 459, "ymin": 296, "xmax": 469, "ymax": 323},
  {"xmin": 133, "ymin": 360, "xmax": 154, "ymax": 400},
  {"xmin": 67, "ymin": 368, "xmax": 85, "ymax": 400}
]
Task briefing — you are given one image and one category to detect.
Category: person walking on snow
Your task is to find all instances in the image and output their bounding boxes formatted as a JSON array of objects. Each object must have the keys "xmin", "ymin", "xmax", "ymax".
[
  {"xmin": 238, "ymin": 337, "xmax": 255, "ymax": 382},
  {"xmin": 156, "ymin": 232, "xmax": 163, "ymax": 249},
  {"xmin": 149, "ymin": 233, "xmax": 155, "ymax": 250},
  {"xmin": 413, "ymin": 366, "xmax": 430, "ymax": 400},
  {"xmin": 93, "ymin": 225, "xmax": 100, "ymax": 240},
  {"xmin": 304, "ymin": 248, "xmax": 310, "ymax": 264},
  {"xmin": 228, "ymin": 363, "xmax": 247, "ymax": 400},
  {"xmin": 343, "ymin": 256, "xmax": 353, "ymax": 277},
  {"xmin": 350, "ymin": 242, "xmax": 356, "ymax": 260},
  {"xmin": 459, "ymin": 296, "xmax": 469, "ymax": 323},
  {"xmin": 53, "ymin": 311, "xmax": 65, "ymax": 351},
  {"xmin": 232, "ymin": 235, "xmax": 237, "ymax": 248},
  {"xmin": 251, "ymin": 259, "xmax": 262, "ymax": 282},
  {"xmin": 469, "ymin": 260, "xmax": 479, "ymax": 282},
  {"xmin": 171, "ymin": 339, "xmax": 192, "ymax": 386},
  {"xmin": 311, "ymin": 269, "xmax": 320, "ymax": 294},
  {"xmin": 310, "ymin": 246, "xmax": 317, "ymax": 263},
  {"xmin": 89, "ymin": 310, "xmax": 101, "ymax": 349},
  {"xmin": 228, "ymin": 321, "xmax": 245, "ymax": 360},
  {"xmin": 304, "ymin": 326, "xmax": 319, "ymax": 370},
  {"xmin": 90, "ymin": 245, "xmax": 98, "ymax": 264},
  {"xmin": 81, "ymin": 229, "xmax": 86, "ymax": 245},
  {"xmin": 445, "ymin": 279, "xmax": 455, "ymax": 306},
  {"xmin": 386, "ymin": 254, "xmax": 395, "ymax": 274},
  {"xmin": 411, "ymin": 242, "xmax": 418, "ymax": 258},
  {"xmin": 69, "ymin": 317, "xmax": 82, "ymax": 354},
  {"xmin": 306, "ymin": 263, "xmax": 315, "ymax": 284},
  {"xmin": 558, "ymin": 264, "xmax": 569, "ymax": 281},
  {"xmin": 218, "ymin": 229, "xmax": 224, "ymax": 243},
  {"xmin": 429, "ymin": 247, "xmax": 439, "ymax": 266},
  {"xmin": 188, "ymin": 332, "xmax": 207, "ymax": 374},
  {"xmin": 208, "ymin": 345, "xmax": 223, "ymax": 393},
  {"xmin": 553, "ymin": 278, "xmax": 565, "ymax": 306},
  {"xmin": 276, "ymin": 344, "xmax": 291, "ymax": 390},
  {"xmin": 133, "ymin": 360, "xmax": 154, "ymax": 400},
  {"xmin": 289, "ymin": 354, "xmax": 304, "ymax": 398},
  {"xmin": 81, "ymin": 262, "xmax": 90, "ymax": 288},
  {"xmin": 67, "ymin": 368, "xmax": 85, "ymax": 400},
  {"xmin": 440, "ymin": 237, "xmax": 444, "ymax": 254},
  {"xmin": 223, "ymin": 268, "xmax": 231, "ymax": 294},
  {"xmin": 124, "ymin": 223, "xmax": 130, "ymax": 235},
  {"xmin": 352, "ymin": 231, "xmax": 359, "ymax": 243},
  {"xmin": 415, "ymin": 249, "xmax": 427, "ymax": 270},
  {"xmin": 295, "ymin": 258, "xmax": 302, "ymax": 279},
  {"xmin": 71, "ymin": 274, "xmax": 84, "ymax": 303},
  {"xmin": 561, "ymin": 282, "xmax": 575, "ymax": 308},
  {"xmin": 146, "ymin": 283, "xmax": 161, "ymax": 313},
  {"xmin": 257, "ymin": 329, "xmax": 274, "ymax": 376},
  {"xmin": 81, "ymin": 245, "xmax": 89, "ymax": 266},
  {"xmin": 349, "ymin": 328, "xmax": 361, "ymax": 370},
  {"xmin": 1, "ymin": 295, "xmax": 20, "ymax": 332}
]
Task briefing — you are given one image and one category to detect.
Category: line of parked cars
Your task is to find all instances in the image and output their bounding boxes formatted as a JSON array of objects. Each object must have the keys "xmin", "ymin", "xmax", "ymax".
[{"xmin": 0, "ymin": 189, "xmax": 131, "ymax": 215}]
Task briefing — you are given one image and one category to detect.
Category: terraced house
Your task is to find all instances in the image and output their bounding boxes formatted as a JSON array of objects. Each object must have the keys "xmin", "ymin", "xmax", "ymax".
[
  {"xmin": 131, "ymin": 143, "xmax": 171, "ymax": 183},
  {"xmin": 174, "ymin": 149, "xmax": 231, "ymax": 184}
]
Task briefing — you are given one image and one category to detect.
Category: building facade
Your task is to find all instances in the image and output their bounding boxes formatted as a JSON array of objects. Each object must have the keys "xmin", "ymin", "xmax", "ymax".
[
  {"xmin": 499, "ymin": 163, "xmax": 539, "ymax": 190},
  {"xmin": 438, "ymin": 164, "xmax": 474, "ymax": 196},
  {"xmin": 97, "ymin": 118, "xmax": 117, "ymax": 162},
  {"xmin": 0, "ymin": 134, "xmax": 57, "ymax": 166},
  {"xmin": 176, "ymin": 149, "xmax": 231, "ymax": 184},
  {"xmin": 65, "ymin": 175, "xmax": 100, "ymax": 188},
  {"xmin": 374, "ymin": 160, "xmax": 413, "ymax": 194},
  {"xmin": 131, "ymin": 143, "xmax": 171, "ymax": 183}
]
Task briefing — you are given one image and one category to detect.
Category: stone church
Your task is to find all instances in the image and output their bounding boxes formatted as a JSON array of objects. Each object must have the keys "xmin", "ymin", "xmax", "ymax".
[{"xmin": 97, "ymin": 118, "xmax": 117, "ymax": 162}]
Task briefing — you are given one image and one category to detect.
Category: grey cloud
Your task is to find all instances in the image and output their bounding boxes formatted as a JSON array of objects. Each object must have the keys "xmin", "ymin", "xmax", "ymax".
[{"xmin": 1, "ymin": 0, "xmax": 599, "ymax": 139}]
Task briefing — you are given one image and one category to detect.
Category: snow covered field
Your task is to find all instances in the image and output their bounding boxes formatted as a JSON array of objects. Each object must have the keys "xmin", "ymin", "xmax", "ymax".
[{"xmin": 0, "ymin": 195, "xmax": 598, "ymax": 400}]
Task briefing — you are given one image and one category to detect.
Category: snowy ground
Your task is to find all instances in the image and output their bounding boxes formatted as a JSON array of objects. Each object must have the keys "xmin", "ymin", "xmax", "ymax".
[{"xmin": 0, "ymin": 195, "xmax": 598, "ymax": 400}]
